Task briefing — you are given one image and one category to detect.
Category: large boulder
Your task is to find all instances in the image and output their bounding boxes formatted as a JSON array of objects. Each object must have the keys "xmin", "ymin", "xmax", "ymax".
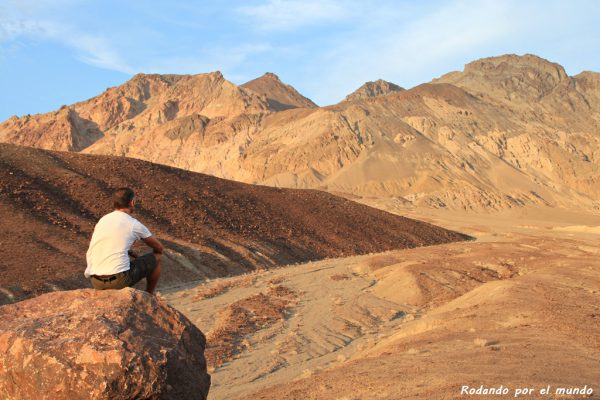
[{"xmin": 0, "ymin": 288, "xmax": 210, "ymax": 399}]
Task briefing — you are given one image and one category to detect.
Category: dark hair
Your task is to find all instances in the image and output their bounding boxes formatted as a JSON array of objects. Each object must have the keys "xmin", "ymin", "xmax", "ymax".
[{"xmin": 113, "ymin": 187, "xmax": 135, "ymax": 209}]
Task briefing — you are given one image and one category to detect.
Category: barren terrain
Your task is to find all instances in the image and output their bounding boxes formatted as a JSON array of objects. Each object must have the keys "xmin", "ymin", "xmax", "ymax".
[
  {"xmin": 1, "ymin": 52, "xmax": 600, "ymax": 399},
  {"xmin": 163, "ymin": 207, "xmax": 600, "ymax": 399},
  {"xmin": 0, "ymin": 143, "xmax": 467, "ymax": 304}
]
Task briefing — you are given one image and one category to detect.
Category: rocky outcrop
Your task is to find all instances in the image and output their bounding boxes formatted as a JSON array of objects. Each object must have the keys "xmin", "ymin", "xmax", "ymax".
[
  {"xmin": 344, "ymin": 79, "xmax": 404, "ymax": 101},
  {"xmin": 0, "ymin": 288, "xmax": 210, "ymax": 399}
]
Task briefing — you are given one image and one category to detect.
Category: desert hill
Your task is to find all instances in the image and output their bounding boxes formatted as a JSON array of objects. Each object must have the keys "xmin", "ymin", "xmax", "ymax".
[
  {"xmin": 344, "ymin": 79, "xmax": 404, "ymax": 101},
  {"xmin": 241, "ymin": 72, "xmax": 318, "ymax": 111},
  {"xmin": 0, "ymin": 143, "xmax": 468, "ymax": 304},
  {"xmin": 1, "ymin": 54, "xmax": 599, "ymax": 212}
]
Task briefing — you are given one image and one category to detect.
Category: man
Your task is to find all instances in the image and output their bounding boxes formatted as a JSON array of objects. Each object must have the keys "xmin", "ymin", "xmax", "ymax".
[{"xmin": 85, "ymin": 187, "xmax": 164, "ymax": 294}]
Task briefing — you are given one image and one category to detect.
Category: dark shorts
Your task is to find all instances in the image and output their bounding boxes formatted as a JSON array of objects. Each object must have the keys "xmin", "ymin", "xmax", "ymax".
[{"xmin": 90, "ymin": 253, "xmax": 158, "ymax": 290}]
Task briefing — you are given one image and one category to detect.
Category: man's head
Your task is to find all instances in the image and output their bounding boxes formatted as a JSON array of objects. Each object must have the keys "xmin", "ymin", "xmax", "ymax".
[{"xmin": 113, "ymin": 187, "xmax": 136, "ymax": 212}]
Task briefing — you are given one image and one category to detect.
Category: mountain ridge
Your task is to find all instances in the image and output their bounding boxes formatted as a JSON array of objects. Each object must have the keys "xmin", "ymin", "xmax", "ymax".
[{"xmin": 1, "ymin": 53, "xmax": 599, "ymax": 212}]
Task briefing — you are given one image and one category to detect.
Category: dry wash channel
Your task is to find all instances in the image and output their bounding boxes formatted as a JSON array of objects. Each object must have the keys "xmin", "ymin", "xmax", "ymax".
[{"xmin": 165, "ymin": 230, "xmax": 600, "ymax": 399}]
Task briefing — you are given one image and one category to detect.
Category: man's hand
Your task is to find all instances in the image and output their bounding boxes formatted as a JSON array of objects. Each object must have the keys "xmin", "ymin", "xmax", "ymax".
[
  {"xmin": 128, "ymin": 250, "xmax": 139, "ymax": 259},
  {"xmin": 141, "ymin": 236, "xmax": 164, "ymax": 255}
]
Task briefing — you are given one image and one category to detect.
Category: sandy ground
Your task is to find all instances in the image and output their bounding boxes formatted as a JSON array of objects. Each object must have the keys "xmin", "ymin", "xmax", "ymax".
[{"xmin": 162, "ymin": 206, "xmax": 600, "ymax": 399}]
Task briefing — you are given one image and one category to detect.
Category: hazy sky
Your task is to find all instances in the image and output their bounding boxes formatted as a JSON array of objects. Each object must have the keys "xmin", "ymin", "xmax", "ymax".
[{"xmin": 1, "ymin": 0, "xmax": 599, "ymax": 121}]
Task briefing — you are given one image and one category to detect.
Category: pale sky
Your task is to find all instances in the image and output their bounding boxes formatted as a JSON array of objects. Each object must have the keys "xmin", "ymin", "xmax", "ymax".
[{"xmin": 1, "ymin": 0, "xmax": 599, "ymax": 121}]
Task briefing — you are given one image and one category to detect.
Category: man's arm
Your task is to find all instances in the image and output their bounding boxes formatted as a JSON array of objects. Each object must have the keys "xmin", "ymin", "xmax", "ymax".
[{"xmin": 141, "ymin": 235, "xmax": 164, "ymax": 255}]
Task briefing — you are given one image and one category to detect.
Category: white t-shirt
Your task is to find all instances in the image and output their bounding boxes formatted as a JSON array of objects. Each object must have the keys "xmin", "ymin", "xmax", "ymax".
[{"xmin": 84, "ymin": 210, "xmax": 152, "ymax": 278}]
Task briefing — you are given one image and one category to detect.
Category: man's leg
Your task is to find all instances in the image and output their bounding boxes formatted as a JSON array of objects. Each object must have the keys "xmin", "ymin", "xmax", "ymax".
[
  {"xmin": 127, "ymin": 252, "xmax": 161, "ymax": 294},
  {"xmin": 146, "ymin": 252, "xmax": 161, "ymax": 294}
]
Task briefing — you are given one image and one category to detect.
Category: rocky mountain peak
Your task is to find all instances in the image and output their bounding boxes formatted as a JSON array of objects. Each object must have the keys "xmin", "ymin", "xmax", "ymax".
[
  {"xmin": 242, "ymin": 73, "xmax": 317, "ymax": 111},
  {"xmin": 465, "ymin": 54, "xmax": 566, "ymax": 75},
  {"xmin": 344, "ymin": 79, "xmax": 405, "ymax": 101},
  {"xmin": 262, "ymin": 72, "xmax": 282, "ymax": 80},
  {"xmin": 435, "ymin": 54, "xmax": 569, "ymax": 99}
]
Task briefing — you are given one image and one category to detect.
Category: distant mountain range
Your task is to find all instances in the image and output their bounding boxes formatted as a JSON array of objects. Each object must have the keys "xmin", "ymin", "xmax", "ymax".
[{"xmin": 2, "ymin": 54, "xmax": 599, "ymax": 212}]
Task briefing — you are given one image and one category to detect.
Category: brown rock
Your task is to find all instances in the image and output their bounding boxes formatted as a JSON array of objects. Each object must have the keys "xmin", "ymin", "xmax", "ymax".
[{"xmin": 0, "ymin": 288, "xmax": 210, "ymax": 399}]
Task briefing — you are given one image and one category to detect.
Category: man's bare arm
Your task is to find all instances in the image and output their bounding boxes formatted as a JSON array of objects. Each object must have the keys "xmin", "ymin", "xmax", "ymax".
[{"xmin": 141, "ymin": 236, "xmax": 164, "ymax": 255}]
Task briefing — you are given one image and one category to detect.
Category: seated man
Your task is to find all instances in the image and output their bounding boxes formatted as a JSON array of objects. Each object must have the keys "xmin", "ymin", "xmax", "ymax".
[{"xmin": 85, "ymin": 187, "xmax": 164, "ymax": 294}]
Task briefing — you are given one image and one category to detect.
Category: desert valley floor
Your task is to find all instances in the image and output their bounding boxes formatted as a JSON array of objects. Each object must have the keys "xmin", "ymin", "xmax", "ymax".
[{"xmin": 162, "ymin": 206, "xmax": 600, "ymax": 399}]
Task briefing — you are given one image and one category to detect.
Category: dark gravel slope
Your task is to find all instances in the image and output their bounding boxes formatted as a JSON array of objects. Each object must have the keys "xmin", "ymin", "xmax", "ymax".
[{"xmin": 0, "ymin": 143, "xmax": 471, "ymax": 303}]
